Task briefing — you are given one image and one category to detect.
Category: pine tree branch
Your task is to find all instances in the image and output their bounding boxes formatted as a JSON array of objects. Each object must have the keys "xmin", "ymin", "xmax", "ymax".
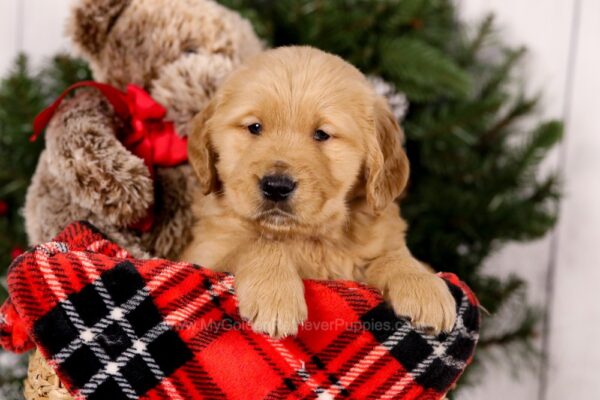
[{"xmin": 480, "ymin": 94, "xmax": 538, "ymax": 144}]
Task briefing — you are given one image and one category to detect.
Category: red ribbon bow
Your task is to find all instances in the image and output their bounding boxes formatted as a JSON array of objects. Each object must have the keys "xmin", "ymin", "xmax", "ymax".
[
  {"xmin": 32, "ymin": 81, "xmax": 188, "ymax": 167},
  {"xmin": 32, "ymin": 81, "xmax": 189, "ymax": 232}
]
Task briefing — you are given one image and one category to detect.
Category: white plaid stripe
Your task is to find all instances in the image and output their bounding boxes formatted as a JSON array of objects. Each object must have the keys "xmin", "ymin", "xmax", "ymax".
[
  {"xmin": 319, "ymin": 291, "xmax": 477, "ymax": 399},
  {"xmin": 418, "ymin": 315, "xmax": 479, "ymax": 372},
  {"xmin": 267, "ymin": 338, "xmax": 335, "ymax": 398},
  {"xmin": 59, "ymin": 298, "xmax": 139, "ymax": 398},
  {"xmin": 377, "ymin": 296, "xmax": 475, "ymax": 399},
  {"xmin": 324, "ymin": 319, "xmax": 415, "ymax": 396},
  {"xmin": 35, "ymin": 247, "xmax": 69, "ymax": 300},
  {"xmin": 79, "ymin": 318, "xmax": 171, "ymax": 397},
  {"xmin": 145, "ymin": 261, "xmax": 186, "ymax": 292},
  {"xmin": 52, "ymin": 289, "xmax": 148, "ymax": 363},
  {"xmin": 86, "ymin": 239, "xmax": 130, "ymax": 259},
  {"xmin": 35, "ymin": 251, "xmax": 182, "ymax": 399},
  {"xmin": 36, "ymin": 247, "xmax": 134, "ymax": 398},
  {"xmin": 74, "ymin": 252, "xmax": 185, "ymax": 400},
  {"xmin": 61, "ymin": 251, "xmax": 227, "ymax": 399},
  {"xmin": 77, "ymin": 250, "xmax": 186, "ymax": 399},
  {"xmin": 164, "ymin": 275, "xmax": 235, "ymax": 327}
]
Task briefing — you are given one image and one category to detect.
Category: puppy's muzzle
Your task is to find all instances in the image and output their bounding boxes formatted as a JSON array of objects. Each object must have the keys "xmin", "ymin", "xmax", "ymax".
[{"xmin": 259, "ymin": 174, "xmax": 296, "ymax": 202}]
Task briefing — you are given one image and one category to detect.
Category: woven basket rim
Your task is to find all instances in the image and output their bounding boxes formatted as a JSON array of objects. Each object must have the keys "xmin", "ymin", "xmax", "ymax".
[{"xmin": 24, "ymin": 349, "xmax": 72, "ymax": 400}]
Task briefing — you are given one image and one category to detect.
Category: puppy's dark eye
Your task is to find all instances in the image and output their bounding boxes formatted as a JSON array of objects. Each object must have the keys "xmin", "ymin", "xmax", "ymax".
[
  {"xmin": 247, "ymin": 123, "xmax": 262, "ymax": 135},
  {"xmin": 313, "ymin": 129, "xmax": 330, "ymax": 142},
  {"xmin": 183, "ymin": 47, "xmax": 197, "ymax": 55}
]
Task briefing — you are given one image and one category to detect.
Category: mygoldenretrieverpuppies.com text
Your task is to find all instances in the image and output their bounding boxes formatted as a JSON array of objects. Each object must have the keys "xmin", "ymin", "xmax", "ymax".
[{"xmin": 172, "ymin": 319, "xmax": 412, "ymax": 334}]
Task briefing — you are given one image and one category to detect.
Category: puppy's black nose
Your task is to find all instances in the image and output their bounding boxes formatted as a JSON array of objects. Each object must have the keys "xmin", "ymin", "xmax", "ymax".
[{"xmin": 259, "ymin": 175, "xmax": 296, "ymax": 202}]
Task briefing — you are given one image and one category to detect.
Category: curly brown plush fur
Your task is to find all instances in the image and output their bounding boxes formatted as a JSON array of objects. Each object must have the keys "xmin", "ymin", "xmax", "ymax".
[{"xmin": 24, "ymin": 0, "xmax": 262, "ymax": 259}]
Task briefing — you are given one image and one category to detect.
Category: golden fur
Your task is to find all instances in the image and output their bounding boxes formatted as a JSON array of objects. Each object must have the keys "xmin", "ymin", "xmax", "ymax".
[{"xmin": 181, "ymin": 46, "xmax": 456, "ymax": 338}]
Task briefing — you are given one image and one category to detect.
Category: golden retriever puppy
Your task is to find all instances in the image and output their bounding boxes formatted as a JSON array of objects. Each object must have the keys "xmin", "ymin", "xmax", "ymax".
[{"xmin": 181, "ymin": 46, "xmax": 456, "ymax": 338}]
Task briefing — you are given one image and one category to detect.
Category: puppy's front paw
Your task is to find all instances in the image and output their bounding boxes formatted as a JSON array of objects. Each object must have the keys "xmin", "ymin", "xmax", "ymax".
[
  {"xmin": 236, "ymin": 277, "xmax": 307, "ymax": 339},
  {"xmin": 387, "ymin": 273, "xmax": 456, "ymax": 334}
]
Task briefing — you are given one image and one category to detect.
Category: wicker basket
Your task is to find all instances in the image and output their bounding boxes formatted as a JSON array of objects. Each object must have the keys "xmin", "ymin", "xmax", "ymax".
[{"xmin": 24, "ymin": 350, "xmax": 72, "ymax": 400}]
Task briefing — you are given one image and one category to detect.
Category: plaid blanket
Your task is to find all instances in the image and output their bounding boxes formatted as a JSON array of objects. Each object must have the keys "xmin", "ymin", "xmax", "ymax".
[{"xmin": 0, "ymin": 222, "xmax": 479, "ymax": 399}]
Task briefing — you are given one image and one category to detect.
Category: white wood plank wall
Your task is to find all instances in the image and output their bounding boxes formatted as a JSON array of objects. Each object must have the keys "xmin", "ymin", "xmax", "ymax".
[{"xmin": 0, "ymin": 1, "xmax": 598, "ymax": 398}]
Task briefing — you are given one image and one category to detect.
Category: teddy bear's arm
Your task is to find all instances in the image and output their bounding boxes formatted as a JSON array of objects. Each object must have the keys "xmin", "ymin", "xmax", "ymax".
[{"xmin": 43, "ymin": 88, "xmax": 154, "ymax": 227}]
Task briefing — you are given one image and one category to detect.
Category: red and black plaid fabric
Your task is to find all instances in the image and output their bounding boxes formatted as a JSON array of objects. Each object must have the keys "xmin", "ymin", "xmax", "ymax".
[{"xmin": 0, "ymin": 222, "xmax": 479, "ymax": 400}]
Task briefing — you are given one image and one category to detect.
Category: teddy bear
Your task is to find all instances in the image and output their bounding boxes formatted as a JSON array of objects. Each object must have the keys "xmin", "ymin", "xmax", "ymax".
[{"xmin": 24, "ymin": 0, "xmax": 263, "ymax": 260}]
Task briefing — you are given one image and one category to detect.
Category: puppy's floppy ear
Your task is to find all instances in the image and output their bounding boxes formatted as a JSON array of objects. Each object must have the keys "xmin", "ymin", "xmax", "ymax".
[
  {"xmin": 365, "ymin": 96, "xmax": 410, "ymax": 213},
  {"xmin": 188, "ymin": 100, "xmax": 219, "ymax": 195},
  {"xmin": 68, "ymin": 0, "xmax": 130, "ymax": 58}
]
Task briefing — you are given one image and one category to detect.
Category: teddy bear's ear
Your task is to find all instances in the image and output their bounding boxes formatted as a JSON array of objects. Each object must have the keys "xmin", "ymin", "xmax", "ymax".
[{"xmin": 67, "ymin": 0, "xmax": 130, "ymax": 57}]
